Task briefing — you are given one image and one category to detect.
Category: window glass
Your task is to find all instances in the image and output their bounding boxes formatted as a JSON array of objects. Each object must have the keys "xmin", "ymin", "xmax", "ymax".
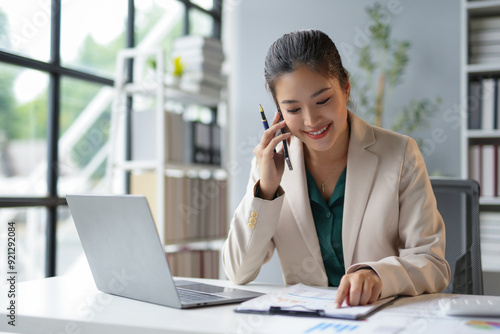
[
  {"xmin": 191, "ymin": 0, "xmax": 214, "ymax": 11},
  {"xmin": 56, "ymin": 205, "xmax": 85, "ymax": 276},
  {"xmin": 0, "ymin": 63, "xmax": 48, "ymax": 196},
  {"xmin": 189, "ymin": 8, "xmax": 214, "ymax": 38},
  {"xmin": 61, "ymin": 0, "xmax": 127, "ymax": 78},
  {"xmin": 59, "ymin": 78, "xmax": 113, "ymax": 196},
  {"xmin": 0, "ymin": 207, "xmax": 46, "ymax": 282},
  {"xmin": 0, "ymin": 2, "xmax": 51, "ymax": 61},
  {"xmin": 135, "ymin": 0, "xmax": 184, "ymax": 62}
]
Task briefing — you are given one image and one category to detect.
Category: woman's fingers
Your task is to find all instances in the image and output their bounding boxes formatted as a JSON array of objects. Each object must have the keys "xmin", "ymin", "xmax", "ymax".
[
  {"xmin": 335, "ymin": 269, "xmax": 382, "ymax": 308},
  {"xmin": 261, "ymin": 118, "xmax": 287, "ymax": 146}
]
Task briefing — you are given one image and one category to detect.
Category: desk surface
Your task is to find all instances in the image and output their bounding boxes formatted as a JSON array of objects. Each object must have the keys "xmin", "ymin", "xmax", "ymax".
[{"xmin": 1, "ymin": 275, "xmax": 500, "ymax": 334}]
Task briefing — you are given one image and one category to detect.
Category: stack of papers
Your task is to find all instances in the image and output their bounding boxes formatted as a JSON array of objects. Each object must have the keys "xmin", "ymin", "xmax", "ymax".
[{"xmin": 235, "ymin": 284, "xmax": 395, "ymax": 320}]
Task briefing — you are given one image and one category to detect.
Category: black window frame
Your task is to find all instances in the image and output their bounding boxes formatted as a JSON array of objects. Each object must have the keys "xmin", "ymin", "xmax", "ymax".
[{"xmin": 0, "ymin": 0, "xmax": 223, "ymax": 278}]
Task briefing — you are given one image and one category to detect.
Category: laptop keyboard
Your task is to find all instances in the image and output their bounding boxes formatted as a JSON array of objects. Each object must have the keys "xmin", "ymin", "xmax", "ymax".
[{"xmin": 176, "ymin": 288, "xmax": 226, "ymax": 303}]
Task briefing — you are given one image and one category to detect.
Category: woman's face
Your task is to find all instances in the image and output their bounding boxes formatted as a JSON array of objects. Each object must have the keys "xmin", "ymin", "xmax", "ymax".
[{"xmin": 274, "ymin": 66, "xmax": 350, "ymax": 154}]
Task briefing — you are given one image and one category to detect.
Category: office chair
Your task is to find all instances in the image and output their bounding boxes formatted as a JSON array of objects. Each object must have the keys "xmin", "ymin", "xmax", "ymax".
[{"xmin": 430, "ymin": 177, "xmax": 483, "ymax": 295}]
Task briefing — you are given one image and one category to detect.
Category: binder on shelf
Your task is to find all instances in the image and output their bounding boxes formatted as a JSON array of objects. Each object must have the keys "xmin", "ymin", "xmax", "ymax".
[
  {"xmin": 184, "ymin": 121, "xmax": 213, "ymax": 165},
  {"xmin": 482, "ymin": 144, "xmax": 496, "ymax": 197},
  {"xmin": 211, "ymin": 123, "xmax": 222, "ymax": 166},
  {"xmin": 469, "ymin": 80, "xmax": 482, "ymax": 130},
  {"xmin": 481, "ymin": 78, "xmax": 495, "ymax": 131},
  {"xmin": 469, "ymin": 144, "xmax": 500, "ymax": 198},
  {"xmin": 468, "ymin": 77, "xmax": 500, "ymax": 130}
]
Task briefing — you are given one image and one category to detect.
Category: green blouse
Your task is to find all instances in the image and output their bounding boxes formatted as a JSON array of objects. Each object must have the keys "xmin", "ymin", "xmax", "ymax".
[{"xmin": 305, "ymin": 166, "xmax": 346, "ymax": 286}]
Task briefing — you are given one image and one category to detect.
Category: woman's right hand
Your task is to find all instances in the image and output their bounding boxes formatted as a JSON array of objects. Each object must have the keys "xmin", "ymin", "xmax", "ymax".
[{"xmin": 253, "ymin": 112, "xmax": 291, "ymax": 200}]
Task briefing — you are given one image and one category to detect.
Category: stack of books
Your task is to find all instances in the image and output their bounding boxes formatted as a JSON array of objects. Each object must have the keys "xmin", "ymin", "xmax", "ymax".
[
  {"xmin": 468, "ymin": 78, "xmax": 500, "ymax": 130},
  {"xmin": 171, "ymin": 36, "xmax": 226, "ymax": 99},
  {"xmin": 470, "ymin": 16, "xmax": 500, "ymax": 64},
  {"xmin": 479, "ymin": 212, "xmax": 500, "ymax": 271}
]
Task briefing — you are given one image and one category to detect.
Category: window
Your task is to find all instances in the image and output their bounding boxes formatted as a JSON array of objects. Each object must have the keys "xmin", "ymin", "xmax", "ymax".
[{"xmin": 0, "ymin": 0, "xmax": 222, "ymax": 281}]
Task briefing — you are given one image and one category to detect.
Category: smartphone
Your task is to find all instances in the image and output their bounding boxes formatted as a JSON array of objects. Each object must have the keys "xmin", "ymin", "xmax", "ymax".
[{"xmin": 277, "ymin": 108, "xmax": 293, "ymax": 171}]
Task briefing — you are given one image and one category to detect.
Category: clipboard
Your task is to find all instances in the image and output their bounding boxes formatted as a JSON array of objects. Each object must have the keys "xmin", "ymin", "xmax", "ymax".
[{"xmin": 235, "ymin": 283, "xmax": 396, "ymax": 320}]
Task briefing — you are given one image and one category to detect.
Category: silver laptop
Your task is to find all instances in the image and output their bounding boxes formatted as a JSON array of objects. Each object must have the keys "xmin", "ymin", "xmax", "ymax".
[{"xmin": 66, "ymin": 194, "xmax": 263, "ymax": 308}]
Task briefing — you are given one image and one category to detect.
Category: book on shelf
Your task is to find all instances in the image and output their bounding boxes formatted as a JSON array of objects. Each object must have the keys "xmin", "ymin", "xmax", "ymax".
[
  {"xmin": 470, "ymin": 54, "xmax": 500, "ymax": 64},
  {"xmin": 469, "ymin": 80, "xmax": 482, "ymax": 129},
  {"xmin": 211, "ymin": 124, "xmax": 222, "ymax": 166},
  {"xmin": 471, "ymin": 43, "xmax": 500, "ymax": 55},
  {"xmin": 469, "ymin": 144, "xmax": 500, "ymax": 197},
  {"xmin": 181, "ymin": 62, "xmax": 223, "ymax": 75},
  {"xmin": 182, "ymin": 70, "xmax": 227, "ymax": 88},
  {"xmin": 179, "ymin": 81, "xmax": 222, "ymax": 99},
  {"xmin": 175, "ymin": 48, "xmax": 225, "ymax": 63},
  {"xmin": 470, "ymin": 29, "xmax": 500, "ymax": 44},
  {"xmin": 468, "ymin": 78, "xmax": 500, "ymax": 130},
  {"xmin": 470, "ymin": 16, "xmax": 500, "ymax": 31}
]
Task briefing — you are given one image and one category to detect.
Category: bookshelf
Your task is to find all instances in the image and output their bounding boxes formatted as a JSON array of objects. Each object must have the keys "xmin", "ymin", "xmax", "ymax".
[
  {"xmin": 462, "ymin": 0, "xmax": 500, "ymax": 273},
  {"xmin": 108, "ymin": 44, "xmax": 228, "ymax": 279}
]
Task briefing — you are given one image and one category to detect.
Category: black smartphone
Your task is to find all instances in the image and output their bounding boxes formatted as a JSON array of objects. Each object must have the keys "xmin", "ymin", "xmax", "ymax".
[{"xmin": 277, "ymin": 109, "xmax": 293, "ymax": 171}]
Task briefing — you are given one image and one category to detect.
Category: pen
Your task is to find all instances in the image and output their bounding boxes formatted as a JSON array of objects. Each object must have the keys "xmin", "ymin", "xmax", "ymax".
[
  {"xmin": 259, "ymin": 104, "xmax": 276, "ymax": 153},
  {"xmin": 259, "ymin": 104, "xmax": 270, "ymax": 130}
]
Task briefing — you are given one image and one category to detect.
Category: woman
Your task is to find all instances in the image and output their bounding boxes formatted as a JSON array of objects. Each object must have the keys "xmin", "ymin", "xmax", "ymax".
[{"xmin": 222, "ymin": 29, "xmax": 450, "ymax": 307}]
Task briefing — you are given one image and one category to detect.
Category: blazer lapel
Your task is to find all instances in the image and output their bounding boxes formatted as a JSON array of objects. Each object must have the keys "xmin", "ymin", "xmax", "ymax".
[
  {"xmin": 343, "ymin": 112, "xmax": 378, "ymax": 269},
  {"xmin": 281, "ymin": 136, "xmax": 326, "ymax": 273}
]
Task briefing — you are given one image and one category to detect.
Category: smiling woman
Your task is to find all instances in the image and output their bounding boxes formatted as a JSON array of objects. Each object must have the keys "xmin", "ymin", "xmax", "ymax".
[{"xmin": 223, "ymin": 29, "xmax": 450, "ymax": 308}]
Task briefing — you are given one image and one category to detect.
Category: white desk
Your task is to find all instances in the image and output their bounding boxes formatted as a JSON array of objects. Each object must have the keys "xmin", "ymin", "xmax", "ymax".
[{"xmin": 1, "ymin": 275, "xmax": 500, "ymax": 334}]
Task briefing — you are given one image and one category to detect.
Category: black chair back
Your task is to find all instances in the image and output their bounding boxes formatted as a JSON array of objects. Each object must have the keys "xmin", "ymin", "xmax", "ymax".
[{"xmin": 430, "ymin": 177, "xmax": 483, "ymax": 295}]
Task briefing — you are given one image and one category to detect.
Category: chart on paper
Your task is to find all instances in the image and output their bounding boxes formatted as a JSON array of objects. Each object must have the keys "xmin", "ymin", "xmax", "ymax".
[{"xmin": 304, "ymin": 322, "xmax": 359, "ymax": 333}]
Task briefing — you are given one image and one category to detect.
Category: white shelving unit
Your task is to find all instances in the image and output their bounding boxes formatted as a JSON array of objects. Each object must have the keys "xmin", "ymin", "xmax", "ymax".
[
  {"xmin": 108, "ymin": 47, "xmax": 227, "ymax": 253},
  {"xmin": 461, "ymin": 0, "xmax": 500, "ymax": 206},
  {"xmin": 462, "ymin": 1, "xmax": 500, "ymax": 278}
]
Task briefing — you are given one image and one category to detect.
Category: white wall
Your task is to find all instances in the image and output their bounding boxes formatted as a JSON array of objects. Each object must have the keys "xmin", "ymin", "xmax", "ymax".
[{"xmin": 223, "ymin": 0, "xmax": 461, "ymax": 283}]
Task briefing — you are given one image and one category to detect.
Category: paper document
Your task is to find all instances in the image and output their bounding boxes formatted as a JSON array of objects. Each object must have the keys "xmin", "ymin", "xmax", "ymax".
[{"xmin": 235, "ymin": 283, "xmax": 396, "ymax": 320}]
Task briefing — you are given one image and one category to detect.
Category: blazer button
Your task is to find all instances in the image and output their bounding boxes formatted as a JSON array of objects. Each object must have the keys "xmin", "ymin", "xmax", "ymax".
[
  {"xmin": 250, "ymin": 211, "xmax": 258, "ymax": 218},
  {"xmin": 248, "ymin": 223, "xmax": 255, "ymax": 229},
  {"xmin": 249, "ymin": 217, "xmax": 257, "ymax": 224}
]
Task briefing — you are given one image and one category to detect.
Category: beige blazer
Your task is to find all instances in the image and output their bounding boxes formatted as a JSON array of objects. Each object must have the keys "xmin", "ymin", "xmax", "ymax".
[{"xmin": 222, "ymin": 111, "xmax": 450, "ymax": 299}]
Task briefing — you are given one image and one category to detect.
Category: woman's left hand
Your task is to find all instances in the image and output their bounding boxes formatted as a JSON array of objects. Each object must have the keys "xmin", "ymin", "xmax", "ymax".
[{"xmin": 334, "ymin": 268, "xmax": 382, "ymax": 308}]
